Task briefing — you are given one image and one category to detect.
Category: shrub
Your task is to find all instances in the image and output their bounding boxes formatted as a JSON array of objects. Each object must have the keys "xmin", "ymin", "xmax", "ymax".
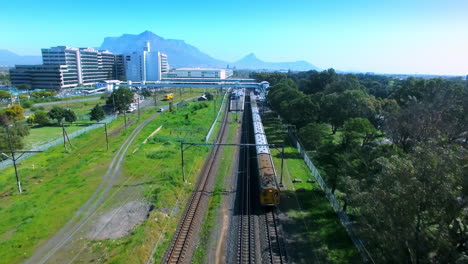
[
  {"xmin": 34, "ymin": 111, "xmax": 49, "ymax": 126},
  {"xmin": 21, "ymin": 101, "xmax": 33, "ymax": 109}
]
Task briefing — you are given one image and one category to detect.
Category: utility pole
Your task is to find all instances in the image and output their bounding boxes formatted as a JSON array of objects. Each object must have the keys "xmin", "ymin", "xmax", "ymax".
[
  {"xmin": 104, "ymin": 123, "xmax": 109, "ymax": 150},
  {"xmin": 214, "ymin": 97, "xmax": 217, "ymax": 117},
  {"xmin": 181, "ymin": 142, "xmax": 185, "ymax": 182},
  {"xmin": 280, "ymin": 145, "xmax": 284, "ymax": 187},
  {"xmin": 112, "ymin": 93, "xmax": 116, "ymax": 116},
  {"xmin": 6, "ymin": 125, "xmax": 21, "ymax": 193},
  {"xmin": 235, "ymin": 97, "xmax": 239, "ymax": 122},
  {"xmin": 137, "ymin": 93, "xmax": 140, "ymax": 120}
]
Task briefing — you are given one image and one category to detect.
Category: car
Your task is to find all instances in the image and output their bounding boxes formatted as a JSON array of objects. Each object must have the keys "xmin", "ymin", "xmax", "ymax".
[
  {"xmin": 126, "ymin": 107, "xmax": 136, "ymax": 113},
  {"xmin": 157, "ymin": 107, "xmax": 165, "ymax": 112}
]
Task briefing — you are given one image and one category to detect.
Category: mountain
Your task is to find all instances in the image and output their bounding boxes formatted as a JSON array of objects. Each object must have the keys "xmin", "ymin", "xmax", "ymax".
[
  {"xmin": 99, "ymin": 31, "xmax": 227, "ymax": 68},
  {"xmin": 100, "ymin": 31, "xmax": 319, "ymax": 71},
  {"xmin": 231, "ymin": 53, "xmax": 319, "ymax": 71},
  {"xmin": 0, "ymin": 50, "xmax": 42, "ymax": 66}
]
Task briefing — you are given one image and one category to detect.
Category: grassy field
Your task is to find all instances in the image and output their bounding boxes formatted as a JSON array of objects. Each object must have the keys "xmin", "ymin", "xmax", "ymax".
[
  {"xmin": 23, "ymin": 125, "xmax": 87, "ymax": 148},
  {"xmin": 29, "ymin": 98, "xmax": 106, "ymax": 119},
  {"xmin": 0, "ymin": 114, "xmax": 133, "ymax": 263},
  {"xmin": 0, "ymin": 89, "xmax": 219, "ymax": 263},
  {"xmin": 83, "ymin": 100, "xmax": 225, "ymax": 263},
  {"xmin": 262, "ymin": 113, "xmax": 360, "ymax": 264},
  {"xmin": 20, "ymin": 89, "xmax": 209, "ymax": 149}
]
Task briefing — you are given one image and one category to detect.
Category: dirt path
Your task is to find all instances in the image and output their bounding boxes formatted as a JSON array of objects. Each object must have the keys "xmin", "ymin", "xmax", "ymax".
[
  {"xmin": 25, "ymin": 110, "xmax": 162, "ymax": 264},
  {"xmin": 213, "ymin": 116, "xmax": 242, "ymax": 264}
]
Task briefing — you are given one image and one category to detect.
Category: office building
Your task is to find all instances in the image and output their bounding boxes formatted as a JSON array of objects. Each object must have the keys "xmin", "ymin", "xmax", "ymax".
[
  {"xmin": 124, "ymin": 42, "xmax": 169, "ymax": 82},
  {"xmin": 10, "ymin": 46, "xmax": 124, "ymax": 89}
]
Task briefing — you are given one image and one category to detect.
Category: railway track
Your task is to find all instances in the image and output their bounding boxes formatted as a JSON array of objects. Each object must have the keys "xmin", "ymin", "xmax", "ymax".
[
  {"xmin": 236, "ymin": 98, "xmax": 256, "ymax": 264},
  {"xmin": 232, "ymin": 94, "xmax": 287, "ymax": 264},
  {"xmin": 264, "ymin": 208, "xmax": 287, "ymax": 264},
  {"xmin": 163, "ymin": 99, "xmax": 230, "ymax": 264}
]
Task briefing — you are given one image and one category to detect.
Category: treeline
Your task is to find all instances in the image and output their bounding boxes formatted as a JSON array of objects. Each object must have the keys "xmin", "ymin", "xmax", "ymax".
[{"xmin": 254, "ymin": 70, "xmax": 468, "ymax": 263}]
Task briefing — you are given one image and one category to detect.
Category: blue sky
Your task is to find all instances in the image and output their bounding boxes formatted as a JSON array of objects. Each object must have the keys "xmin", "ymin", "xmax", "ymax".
[{"xmin": 1, "ymin": 0, "xmax": 468, "ymax": 75}]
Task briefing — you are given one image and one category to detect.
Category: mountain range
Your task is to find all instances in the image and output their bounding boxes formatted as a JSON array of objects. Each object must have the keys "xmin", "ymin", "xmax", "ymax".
[
  {"xmin": 0, "ymin": 50, "xmax": 42, "ymax": 66},
  {"xmin": 100, "ymin": 31, "xmax": 319, "ymax": 71},
  {"xmin": 0, "ymin": 31, "xmax": 319, "ymax": 71}
]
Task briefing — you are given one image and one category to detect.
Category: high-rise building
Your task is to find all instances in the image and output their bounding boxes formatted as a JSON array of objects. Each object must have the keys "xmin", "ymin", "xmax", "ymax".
[
  {"xmin": 124, "ymin": 42, "xmax": 169, "ymax": 82},
  {"xmin": 10, "ymin": 46, "xmax": 124, "ymax": 89}
]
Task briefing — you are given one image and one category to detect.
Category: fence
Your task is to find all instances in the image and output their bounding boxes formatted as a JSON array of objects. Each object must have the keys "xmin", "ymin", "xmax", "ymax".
[
  {"xmin": 205, "ymin": 91, "xmax": 228, "ymax": 142},
  {"xmin": 0, "ymin": 114, "xmax": 117, "ymax": 171},
  {"xmin": 286, "ymin": 128, "xmax": 375, "ymax": 263}
]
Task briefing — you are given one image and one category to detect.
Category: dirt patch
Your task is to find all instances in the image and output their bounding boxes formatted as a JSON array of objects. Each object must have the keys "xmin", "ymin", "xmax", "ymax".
[{"xmin": 87, "ymin": 201, "xmax": 154, "ymax": 240}]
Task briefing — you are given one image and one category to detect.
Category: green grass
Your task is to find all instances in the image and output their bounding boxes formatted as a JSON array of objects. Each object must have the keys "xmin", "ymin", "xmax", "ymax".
[
  {"xmin": 0, "ymin": 118, "xmax": 131, "ymax": 263},
  {"xmin": 23, "ymin": 125, "xmax": 86, "ymax": 148},
  {"xmin": 78, "ymin": 98, "xmax": 225, "ymax": 262},
  {"xmin": 21, "ymin": 89, "xmax": 208, "ymax": 149},
  {"xmin": 28, "ymin": 98, "xmax": 106, "ymax": 119},
  {"xmin": 263, "ymin": 114, "xmax": 360, "ymax": 264},
  {"xmin": 0, "ymin": 89, "xmax": 219, "ymax": 263}
]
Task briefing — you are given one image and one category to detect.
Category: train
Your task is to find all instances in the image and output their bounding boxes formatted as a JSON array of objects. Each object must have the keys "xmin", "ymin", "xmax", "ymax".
[
  {"xmin": 163, "ymin": 93, "xmax": 174, "ymax": 101},
  {"xmin": 250, "ymin": 94, "xmax": 280, "ymax": 206}
]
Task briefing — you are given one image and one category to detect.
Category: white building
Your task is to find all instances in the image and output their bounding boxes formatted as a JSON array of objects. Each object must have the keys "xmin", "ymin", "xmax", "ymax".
[
  {"xmin": 165, "ymin": 68, "xmax": 233, "ymax": 79},
  {"xmin": 124, "ymin": 42, "xmax": 169, "ymax": 82},
  {"xmin": 10, "ymin": 46, "xmax": 123, "ymax": 89}
]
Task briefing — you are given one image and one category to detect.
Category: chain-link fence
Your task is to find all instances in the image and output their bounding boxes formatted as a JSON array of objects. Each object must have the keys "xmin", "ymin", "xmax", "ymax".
[
  {"xmin": 0, "ymin": 115, "xmax": 117, "ymax": 171},
  {"xmin": 286, "ymin": 128, "xmax": 375, "ymax": 263}
]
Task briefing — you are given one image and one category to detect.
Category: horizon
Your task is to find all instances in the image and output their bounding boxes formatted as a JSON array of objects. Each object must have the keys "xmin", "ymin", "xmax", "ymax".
[{"xmin": 2, "ymin": 0, "xmax": 468, "ymax": 75}]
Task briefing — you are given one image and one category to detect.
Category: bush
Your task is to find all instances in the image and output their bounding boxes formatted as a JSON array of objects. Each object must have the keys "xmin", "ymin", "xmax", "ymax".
[
  {"xmin": 34, "ymin": 111, "xmax": 49, "ymax": 126},
  {"xmin": 21, "ymin": 101, "xmax": 33, "ymax": 109},
  {"xmin": 27, "ymin": 114, "xmax": 35, "ymax": 125},
  {"xmin": 146, "ymin": 150, "xmax": 176, "ymax": 159}
]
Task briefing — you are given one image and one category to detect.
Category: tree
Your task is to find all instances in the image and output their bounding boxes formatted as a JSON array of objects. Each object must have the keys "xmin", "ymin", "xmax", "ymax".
[
  {"xmin": 89, "ymin": 104, "xmax": 105, "ymax": 122},
  {"xmin": 341, "ymin": 118, "xmax": 379, "ymax": 147},
  {"xmin": 106, "ymin": 87, "xmax": 134, "ymax": 113},
  {"xmin": 34, "ymin": 111, "xmax": 49, "ymax": 126},
  {"xmin": 63, "ymin": 109, "xmax": 77, "ymax": 124},
  {"xmin": 0, "ymin": 90, "xmax": 12, "ymax": 99},
  {"xmin": 47, "ymin": 106, "xmax": 65, "ymax": 124},
  {"xmin": 351, "ymin": 144, "xmax": 466, "ymax": 263},
  {"xmin": 0, "ymin": 73, "xmax": 10, "ymax": 85},
  {"xmin": 0, "ymin": 113, "xmax": 10, "ymax": 127},
  {"xmin": 0, "ymin": 122, "xmax": 30, "ymax": 151},
  {"xmin": 321, "ymin": 90, "xmax": 379, "ymax": 133},
  {"xmin": 5, "ymin": 104, "xmax": 25, "ymax": 122},
  {"xmin": 315, "ymin": 141, "xmax": 346, "ymax": 194},
  {"xmin": 205, "ymin": 92, "xmax": 214, "ymax": 101},
  {"xmin": 298, "ymin": 122, "xmax": 330, "ymax": 150}
]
